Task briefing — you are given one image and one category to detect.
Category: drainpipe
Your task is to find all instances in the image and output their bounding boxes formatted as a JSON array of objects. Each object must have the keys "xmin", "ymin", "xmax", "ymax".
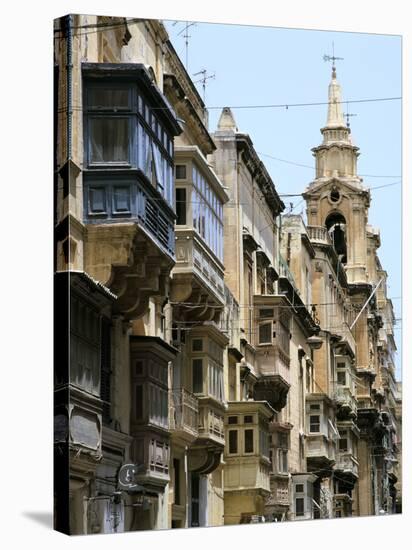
[{"xmin": 66, "ymin": 14, "xmax": 73, "ymax": 161}]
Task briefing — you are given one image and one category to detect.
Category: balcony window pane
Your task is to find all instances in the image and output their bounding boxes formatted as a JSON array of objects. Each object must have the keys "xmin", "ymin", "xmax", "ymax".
[
  {"xmin": 337, "ymin": 371, "xmax": 346, "ymax": 385},
  {"xmin": 176, "ymin": 188, "xmax": 187, "ymax": 225},
  {"xmin": 309, "ymin": 415, "xmax": 320, "ymax": 433},
  {"xmin": 229, "ymin": 430, "xmax": 238, "ymax": 454},
  {"xmin": 176, "ymin": 165, "xmax": 187, "ymax": 179},
  {"xmin": 244, "ymin": 429, "xmax": 254, "ymax": 453},
  {"xmin": 90, "ymin": 118, "xmax": 129, "ymax": 163},
  {"xmin": 135, "ymin": 385, "xmax": 143, "ymax": 419},
  {"xmin": 259, "ymin": 322, "xmax": 272, "ymax": 344},
  {"xmin": 192, "ymin": 359, "xmax": 203, "ymax": 394},
  {"xmin": 88, "ymin": 88, "xmax": 129, "ymax": 110},
  {"xmin": 296, "ymin": 497, "xmax": 304, "ymax": 516},
  {"xmin": 339, "ymin": 438, "xmax": 348, "ymax": 452},
  {"xmin": 192, "ymin": 338, "xmax": 203, "ymax": 352}
]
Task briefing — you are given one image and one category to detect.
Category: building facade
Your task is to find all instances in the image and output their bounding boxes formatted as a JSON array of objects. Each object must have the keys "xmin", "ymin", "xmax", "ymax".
[{"xmin": 54, "ymin": 15, "xmax": 401, "ymax": 535}]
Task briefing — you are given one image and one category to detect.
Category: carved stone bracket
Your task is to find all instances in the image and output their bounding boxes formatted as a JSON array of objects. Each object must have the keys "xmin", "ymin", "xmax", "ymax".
[{"xmin": 85, "ymin": 223, "xmax": 174, "ymax": 320}]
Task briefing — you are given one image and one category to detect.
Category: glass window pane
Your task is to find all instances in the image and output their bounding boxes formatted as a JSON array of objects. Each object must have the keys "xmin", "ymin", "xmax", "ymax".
[
  {"xmin": 229, "ymin": 430, "xmax": 238, "ymax": 454},
  {"xmin": 244, "ymin": 429, "xmax": 254, "ymax": 453},
  {"xmin": 296, "ymin": 498, "xmax": 304, "ymax": 516},
  {"xmin": 90, "ymin": 118, "xmax": 129, "ymax": 163},
  {"xmin": 88, "ymin": 88, "xmax": 129, "ymax": 110},
  {"xmin": 176, "ymin": 165, "xmax": 187, "ymax": 179},
  {"xmin": 176, "ymin": 188, "xmax": 187, "ymax": 225},
  {"xmin": 259, "ymin": 323, "xmax": 272, "ymax": 344},
  {"xmin": 192, "ymin": 359, "xmax": 203, "ymax": 394}
]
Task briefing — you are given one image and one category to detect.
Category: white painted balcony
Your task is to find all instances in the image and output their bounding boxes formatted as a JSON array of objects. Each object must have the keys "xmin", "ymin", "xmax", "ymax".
[
  {"xmin": 197, "ymin": 398, "xmax": 225, "ymax": 447},
  {"xmin": 334, "ymin": 386, "xmax": 357, "ymax": 416},
  {"xmin": 335, "ymin": 452, "xmax": 359, "ymax": 477},
  {"xmin": 173, "ymin": 229, "xmax": 225, "ymax": 305},
  {"xmin": 306, "ymin": 435, "xmax": 336, "ymax": 464},
  {"xmin": 169, "ymin": 388, "xmax": 199, "ymax": 443},
  {"xmin": 307, "ymin": 225, "xmax": 333, "ymax": 246}
]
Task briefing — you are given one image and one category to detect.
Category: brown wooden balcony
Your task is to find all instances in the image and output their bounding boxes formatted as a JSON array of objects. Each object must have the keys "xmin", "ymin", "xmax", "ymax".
[{"xmin": 169, "ymin": 388, "xmax": 199, "ymax": 444}]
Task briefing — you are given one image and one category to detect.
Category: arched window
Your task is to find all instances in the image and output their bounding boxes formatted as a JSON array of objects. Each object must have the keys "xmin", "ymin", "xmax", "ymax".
[{"xmin": 325, "ymin": 212, "xmax": 347, "ymax": 264}]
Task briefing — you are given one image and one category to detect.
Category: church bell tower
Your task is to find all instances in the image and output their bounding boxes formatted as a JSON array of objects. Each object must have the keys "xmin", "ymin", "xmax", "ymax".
[{"xmin": 303, "ymin": 62, "xmax": 371, "ymax": 285}]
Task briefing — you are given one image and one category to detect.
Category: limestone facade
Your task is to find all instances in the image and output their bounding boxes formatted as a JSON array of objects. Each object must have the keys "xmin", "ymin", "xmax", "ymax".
[{"xmin": 54, "ymin": 16, "xmax": 401, "ymax": 535}]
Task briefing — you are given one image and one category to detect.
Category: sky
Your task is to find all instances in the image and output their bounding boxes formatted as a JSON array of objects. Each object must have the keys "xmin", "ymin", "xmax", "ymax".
[{"xmin": 165, "ymin": 20, "xmax": 402, "ymax": 378}]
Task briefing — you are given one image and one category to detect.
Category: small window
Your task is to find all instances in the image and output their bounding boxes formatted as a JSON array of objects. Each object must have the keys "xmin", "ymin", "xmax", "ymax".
[
  {"xmin": 339, "ymin": 438, "xmax": 348, "ymax": 452},
  {"xmin": 192, "ymin": 359, "xmax": 203, "ymax": 394},
  {"xmin": 278, "ymin": 432, "xmax": 289, "ymax": 448},
  {"xmin": 135, "ymin": 385, "xmax": 143, "ymax": 419},
  {"xmin": 229, "ymin": 430, "xmax": 238, "ymax": 454},
  {"xmin": 310, "ymin": 403, "xmax": 320, "ymax": 411},
  {"xmin": 295, "ymin": 484, "xmax": 304, "ymax": 494},
  {"xmin": 259, "ymin": 308, "xmax": 274, "ymax": 319},
  {"xmin": 296, "ymin": 498, "xmax": 305, "ymax": 516},
  {"xmin": 337, "ymin": 371, "xmax": 346, "ymax": 386},
  {"xmin": 278, "ymin": 449, "xmax": 288, "ymax": 472},
  {"xmin": 175, "ymin": 188, "xmax": 187, "ymax": 225},
  {"xmin": 228, "ymin": 416, "xmax": 238, "ymax": 425},
  {"xmin": 244, "ymin": 429, "xmax": 254, "ymax": 453},
  {"xmin": 175, "ymin": 165, "xmax": 187, "ymax": 179},
  {"xmin": 192, "ymin": 338, "xmax": 203, "ymax": 352},
  {"xmin": 135, "ymin": 360, "xmax": 144, "ymax": 376},
  {"xmin": 310, "ymin": 415, "xmax": 320, "ymax": 433},
  {"xmin": 259, "ymin": 322, "xmax": 272, "ymax": 344},
  {"xmin": 244, "ymin": 415, "xmax": 254, "ymax": 424}
]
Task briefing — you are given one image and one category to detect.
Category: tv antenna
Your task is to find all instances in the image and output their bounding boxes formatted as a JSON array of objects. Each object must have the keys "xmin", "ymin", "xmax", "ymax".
[
  {"xmin": 193, "ymin": 69, "xmax": 216, "ymax": 102},
  {"xmin": 323, "ymin": 42, "xmax": 344, "ymax": 75},
  {"xmin": 175, "ymin": 21, "xmax": 197, "ymax": 71}
]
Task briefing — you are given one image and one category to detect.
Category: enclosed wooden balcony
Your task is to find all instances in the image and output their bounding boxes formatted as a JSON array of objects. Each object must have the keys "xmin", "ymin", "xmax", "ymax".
[
  {"xmin": 252, "ymin": 295, "xmax": 292, "ymax": 410},
  {"xmin": 334, "ymin": 386, "xmax": 357, "ymax": 418},
  {"xmin": 172, "ymin": 229, "xmax": 225, "ymax": 316},
  {"xmin": 335, "ymin": 452, "xmax": 359, "ymax": 478},
  {"xmin": 169, "ymin": 388, "xmax": 199, "ymax": 445},
  {"xmin": 305, "ymin": 395, "xmax": 337, "ymax": 472},
  {"xmin": 188, "ymin": 397, "xmax": 225, "ymax": 475},
  {"xmin": 224, "ymin": 401, "xmax": 273, "ymax": 496}
]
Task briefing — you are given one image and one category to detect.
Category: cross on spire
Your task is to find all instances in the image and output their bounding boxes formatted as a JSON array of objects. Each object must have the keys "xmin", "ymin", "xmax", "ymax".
[{"xmin": 323, "ymin": 42, "xmax": 344, "ymax": 77}]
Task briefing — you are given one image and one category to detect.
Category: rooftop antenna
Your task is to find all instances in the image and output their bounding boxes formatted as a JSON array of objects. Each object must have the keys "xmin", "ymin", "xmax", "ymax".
[
  {"xmin": 176, "ymin": 21, "xmax": 197, "ymax": 71},
  {"xmin": 323, "ymin": 41, "xmax": 344, "ymax": 76},
  {"xmin": 343, "ymin": 102, "xmax": 357, "ymax": 128},
  {"xmin": 193, "ymin": 69, "xmax": 216, "ymax": 102}
]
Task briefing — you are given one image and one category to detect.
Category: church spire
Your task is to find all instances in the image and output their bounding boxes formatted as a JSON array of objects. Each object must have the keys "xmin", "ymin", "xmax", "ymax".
[{"xmin": 325, "ymin": 66, "xmax": 346, "ymax": 129}]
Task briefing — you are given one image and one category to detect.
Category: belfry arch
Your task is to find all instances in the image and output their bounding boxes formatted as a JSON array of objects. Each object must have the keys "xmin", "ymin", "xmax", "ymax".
[{"xmin": 325, "ymin": 212, "xmax": 347, "ymax": 264}]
